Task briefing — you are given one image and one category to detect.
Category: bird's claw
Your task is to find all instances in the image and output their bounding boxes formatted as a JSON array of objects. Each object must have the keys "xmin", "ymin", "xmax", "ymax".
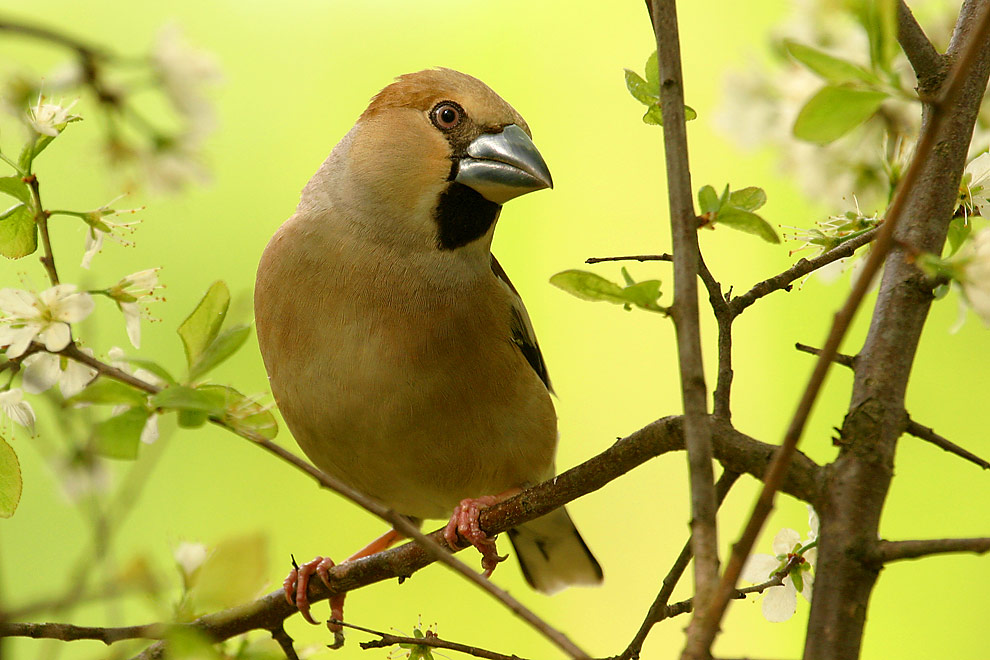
[
  {"xmin": 283, "ymin": 555, "xmax": 336, "ymax": 626},
  {"xmin": 444, "ymin": 496, "xmax": 507, "ymax": 577}
]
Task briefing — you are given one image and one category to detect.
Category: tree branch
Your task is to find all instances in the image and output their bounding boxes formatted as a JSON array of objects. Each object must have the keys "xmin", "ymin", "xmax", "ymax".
[
  {"xmin": 697, "ymin": 252, "xmax": 733, "ymax": 419},
  {"xmin": 5, "ymin": 416, "xmax": 821, "ymax": 657},
  {"xmin": 873, "ymin": 537, "xmax": 990, "ymax": 563},
  {"xmin": 696, "ymin": 3, "xmax": 990, "ymax": 653},
  {"xmin": 729, "ymin": 228, "xmax": 878, "ymax": 317},
  {"xmin": 898, "ymin": 1, "xmax": 944, "ymax": 85},
  {"xmin": 650, "ymin": 0, "xmax": 719, "ymax": 630},
  {"xmin": 585, "ymin": 254, "xmax": 673, "ymax": 264},
  {"xmin": 905, "ymin": 417, "xmax": 990, "ymax": 470}
]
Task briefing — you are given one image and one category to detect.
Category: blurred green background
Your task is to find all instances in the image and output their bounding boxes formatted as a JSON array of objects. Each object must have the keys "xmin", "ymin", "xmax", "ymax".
[{"xmin": 2, "ymin": 1, "xmax": 988, "ymax": 658}]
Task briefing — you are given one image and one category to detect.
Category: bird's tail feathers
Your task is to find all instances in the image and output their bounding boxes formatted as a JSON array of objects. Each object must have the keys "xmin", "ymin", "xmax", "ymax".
[{"xmin": 507, "ymin": 506, "xmax": 602, "ymax": 594}]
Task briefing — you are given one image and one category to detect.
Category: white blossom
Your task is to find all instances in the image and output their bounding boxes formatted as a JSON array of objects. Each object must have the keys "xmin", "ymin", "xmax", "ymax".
[
  {"xmin": 21, "ymin": 347, "xmax": 97, "ymax": 398},
  {"xmin": 26, "ymin": 96, "xmax": 80, "ymax": 137},
  {"xmin": 742, "ymin": 507, "xmax": 818, "ymax": 623},
  {"xmin": 958, "ymin": 152, "xmax": 990, "ymax": 218},
  {"xmin": 80, "ymin": 202, "xmax": 142, "ymax": 269},
  {"xmin": 0, "ymin": 285, "xmax": 94, "ymax": 358},
  {"xmin": 0, "ymin": 388, "xmax": 36, "ymax": 433},
  {"xmin": 958, "ymin": 228, "xmax": 990, "ymax": 325},
  {"xmin": 109, "ymin": 268, "xmax": 163, "ymax": 349},
  {"xmin": 150, "ymin": 24, "xmax": 220, "ymax": 142},
  {"xmin": 174, "ymin": 541, "xmax": 209, "ymax": 577}
]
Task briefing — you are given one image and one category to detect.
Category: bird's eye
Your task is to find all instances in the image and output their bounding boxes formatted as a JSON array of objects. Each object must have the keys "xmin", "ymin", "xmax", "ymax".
[{"xmin": 432, "ymin": 102, "xmax": 463, "ymax": 130}]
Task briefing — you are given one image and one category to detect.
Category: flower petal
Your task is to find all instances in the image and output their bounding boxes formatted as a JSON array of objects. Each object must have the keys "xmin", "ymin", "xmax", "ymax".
[
  {"xmin": 21, "ymin": 353, "xmax": 60, "ymax": 394},
  {"xmin": 0, "ymin": 389, "xmax": 36, "ymax": 433},
  {"xmin": 140, "ymin": 413, "xmax": 159, "ymax": 444},
  {"xmin": 762, "ymin": 579, "xmax": 797, "ymax": 623},
  {"xmin": 54, "ymin": 292, "xmax": 95, "ymax": 323},
  {"xmin": 772, "ymin": 528, "xmax": 801, "ymax": 555},
  {"xmin": 121, "ymin": 302, "xmax": 141, "ymax": 348},
  {"xmin": 39, "ymin": 322, "xmax": 71, "ymax": 352},
  {"xmin": 60, "ymin": 349, "xmax": 98, "ymax": 398},
  {"xmin": 742, "ymin": 553, "xmax": 780, "ymax": 583}
]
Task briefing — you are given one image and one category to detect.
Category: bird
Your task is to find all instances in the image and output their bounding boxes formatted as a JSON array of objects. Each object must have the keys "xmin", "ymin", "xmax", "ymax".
[{"xmin": 254, "ymin": 68, "xmax": 602, "ymax": 631}]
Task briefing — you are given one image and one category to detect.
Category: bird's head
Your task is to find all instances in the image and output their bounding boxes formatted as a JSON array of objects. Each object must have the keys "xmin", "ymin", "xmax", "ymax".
[{"xmin": 318, "ymin": 68, "xmax": 552, "ymax": 256}]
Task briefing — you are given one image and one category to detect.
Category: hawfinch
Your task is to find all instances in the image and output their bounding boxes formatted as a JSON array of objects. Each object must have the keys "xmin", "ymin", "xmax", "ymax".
[{"xmin": 255, "ymin": 68, "xmax": 602, "ymax": 625}]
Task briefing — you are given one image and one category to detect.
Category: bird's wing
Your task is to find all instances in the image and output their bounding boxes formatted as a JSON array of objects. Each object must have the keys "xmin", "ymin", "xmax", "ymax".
[{"xmin": 491, "ymin": 254, "xmax": 553, "ymax": 394}]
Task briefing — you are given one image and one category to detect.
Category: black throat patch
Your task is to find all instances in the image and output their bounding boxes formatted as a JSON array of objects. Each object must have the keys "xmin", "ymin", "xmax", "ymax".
[{"xmin": 434, "ymin": 182, "xmax": 501, "ymax": 250}]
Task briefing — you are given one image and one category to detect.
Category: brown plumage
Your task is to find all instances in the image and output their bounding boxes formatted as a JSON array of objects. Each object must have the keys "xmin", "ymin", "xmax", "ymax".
[{"xmin": 255, "ymin": 69, "xmax": 601, "ymax": 616}]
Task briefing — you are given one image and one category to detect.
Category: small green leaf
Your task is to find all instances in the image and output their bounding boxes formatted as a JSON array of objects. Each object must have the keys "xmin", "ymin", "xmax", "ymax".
[
  {"xmin": 623, "ymin": 279, "xmax": 664, "ymax": 311},
  {"xmin": 0, "ymin": 203, "xmax": 37, "ymax": 258},
  {"xmin": 728, "ymin": 186, "xmax": 767, "ymax": 212},
  {"xmin": 198, "ymin": 385, "xmax": 278, "ymax": 440},
  {"xmin": 151, "ymin": 385, "xmax": 226, "ymax": 415},
  {"xmin": 18, "ymin": 134, "xmax": 57, "ymax": 172},
  {"xmin": 178, "ymin": 409, "xmax": 209, "ymax": 428},
  {"xmin": 0, "ymin": 437, "xmax": 22, "ymax": 518},
  {"xmin": 67, "ymin": 378, "xmax": 149, "ymax": 407},
  {"xmin": 550, "ymin": 270, "xmax": 627, "ymax": 304},
  {"xmin": 644, "ymin": 51, "xmax": 659, "ymax": 92},
  {"xmin": 793, "ymin": 86, "xmax": 888, "ymax": 144},
  {"xmin": 698, "ymin": 185, "xmax": 721, "ymax": 214},
  {"xmin": 642, "ymin": 104, "xmax": 663, "ymax": 125},
  {"xmin": 716, "ymin": 208, "xmax": 781, "ymax": 243},
  {"xmin": 0, "ymin": 177, "xmax": 30, "ymax": 204},
  {"xmin": 624, "ymin": 69, "xmax": 656, "ymax": 105},
  {"xmin": 947, "ymin": 216, "xmax": 971, "ymax": 256},
  {"xmin": 0, "ymin": 203, "xmax": 25, "ymax": 221},
  {"xmin": 94, "ymin": 408, "xmax": 149, "ymax": 460},
  {"xmin": 783, "ymin": 40, "xmax": 880, "ymax": 86},
  {"xmin": 791, "ymin": 567, "xmax": 805, "ymax": 593},
  {"xmin": 620, "ymin": 266, "xmax": 635, "ymax": 286},
  {"xmin": 178, "ymin": 281, "xmax": 230, "ymax": 368},
  {"xmin": 187, "ymin": 324, "xmax": 251, "ymax": 382},
  {"xmin": 120, "ymin": 358, "xmax": 178, "ymax": 386}
]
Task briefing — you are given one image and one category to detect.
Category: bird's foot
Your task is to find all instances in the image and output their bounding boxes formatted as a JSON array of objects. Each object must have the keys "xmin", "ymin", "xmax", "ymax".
[
  {"xmin": 283, "ymin": 555, "xmax": 337, "ymax": 626},
  {"xmin": 444, "ymin": 496, "xmax": 508, "ymax": 577}
]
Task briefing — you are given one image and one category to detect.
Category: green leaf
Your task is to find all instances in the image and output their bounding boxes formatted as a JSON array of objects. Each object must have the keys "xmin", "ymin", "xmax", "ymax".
[
  {"xmin": 947, "ymin": 216, "xmax": 971, "ymax": 256},
  {"xmin": 642, "ymin": 103, "xmax": 696, "ymax": 126},
  {"xmin": 178, "ymin": 409, "xmax": 209, "ymax": 428},
  {"xmin": 791, "ymin": 567, "xmax": 805, "ymax": 593},
  {"xmin": 793, "ymin": 85, "xmax": 888, "ymax": 144},
  {"xmin": 783, "ymin": 40, "xmax": 880, "ymax": 86},
  {"xmin": 625, "ymin": 69, "xmax": 656, "ymax": 105},
  {"xmin": 0, "ymin": 437, "xmax": 22, "ymax": 518},
  {"xmin": 698, "ymin": 185, "xmax": 721, "ymax": 214},
  {"xmin": 645, "ymin": 51, "xmax": 659, "ymax": 92},
  {"xmin": 178, "ymin": 281, "xmax": 230, "ymax": 369},
  {"xmin": 622, "ymin": 279, "xmax": 664, "ymax": 311},
  {"xmin": 0, "ymin": 177, "xmax": 30, "ymax": 204},
  {"xmin": 0, "ymin": 203, "xmax": 37, "ymax": 258},
  {"xmin": 0, "ymin": 203, "xmax": 25, "ymax": 221},
  {"xmin": 120, "ymin": 358, "xmax": 178, "ymax": 386},
  {"xmin": 853, "ymin": 0, "xmax": 899, "ymax": 74},
  {"xmin": 18, "ymin": 134, "xmax": 56, "ymax": 172},
  {"xmin": 716, "ymin": 208, "xmax": 781, "ymax": 243},
  {"xmin": 151, "ymin": 385, "xmax": 227, "ymax": 415},
  {"xmin": 187, "ymin": 324, "xmax": 251, "ymax": 382},
  {"xmin": 67, "ymin": 378, "xmax": 149, "ymax": 407},
  {"xmin": 198, "ymin": 385, "xmax": 278, "ymax": 440},
  {"xmin": 620, "ymin": 266, "xmax": 635, "ymax": 286},
  {"xmin": 94, "ymin": 408, "xmax": 149, "ymax": 460},
  {"xmin": 728, "ymin": 186, "xmax": 767, "ymax": 212},
  {"xmin": 189, "ymin": 533, "xmax": 268, "ymax": 610},
  {"xmin": 550, "ymin": 270, "xmax": 628, "ymax": 304}
]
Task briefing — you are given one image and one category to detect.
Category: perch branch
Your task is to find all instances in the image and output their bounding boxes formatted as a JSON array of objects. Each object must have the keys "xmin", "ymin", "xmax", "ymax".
[
  {"xmin": 873, "ymin": 537, "xmax": 990, "ymax": 563},
  {"xmin": 897, "ymin": 1, "xmax": 944, "ymax": 84}
]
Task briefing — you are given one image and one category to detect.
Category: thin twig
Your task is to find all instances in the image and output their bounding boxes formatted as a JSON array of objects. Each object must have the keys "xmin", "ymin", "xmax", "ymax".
[
  {"xmin": 873, "ymin": 537, "xmax": 990, "ymax": 563},
  {"xmin": 905, "ymin": 417, "xmax": 990, "ymax": 470},
  {"xmin": 0, "ymin": 621, "xmax": 168, "ymax": 644},
  {"xmin": 897, "ymin": 1, "xmax": 944, "ymax": 84},
  {"xmin": 728, "ymin": 228, "xmax": 878, "ymax": 317},
  {"xmin": 269, "ymin": 625, "xmax": 299, "ymax": 660},
  {"xmin": 794, "ymin": 343, "xmax": 858, "ymax": 370},
  {"xmin": 697, "ymin": 253, "xmax": 733, "ymax": 419},
  {"xmin": 585, "ymin": 254, "xmax": 673, "ymax": 264},
  {"xmin": 619, "ymin": 471, "xmax": 739, "ymax": 660},
  {"xmin": 24, "ymin": 175, "xmax": 59, "ymax": 286},
  {"xmin": 334, "ymin": 619, "xmax": 528, "ymax": 660},
  {"xmin": 691, "ymin": 4, "xmax": 990, "ymax": 654},
  {"xmin": 650, "ymin": 0, "xmax": 719, "ymax": 627}
]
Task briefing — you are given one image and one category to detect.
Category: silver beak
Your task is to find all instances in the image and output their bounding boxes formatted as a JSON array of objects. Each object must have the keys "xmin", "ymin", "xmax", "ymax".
[{"xmin": 454, "ymin": 124, "xmax": 553, "ymax": 205}]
